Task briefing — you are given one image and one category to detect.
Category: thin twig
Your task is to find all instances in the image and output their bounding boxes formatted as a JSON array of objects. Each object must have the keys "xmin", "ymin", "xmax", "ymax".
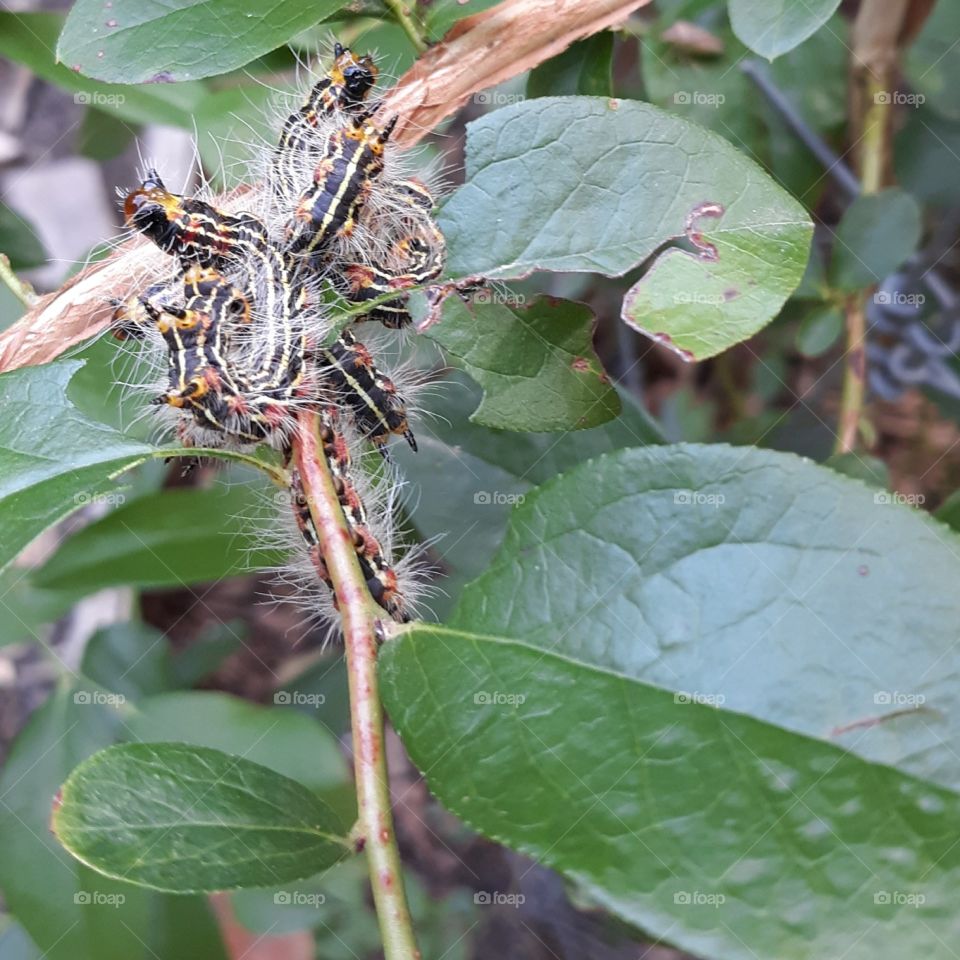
[
  {"xmin": 382, "ymin": 0, "xmax": 428, "ymax": 54},
  {"xmin": 293, "ymin": 412, "xmax": 419, "ymax": 960},
  {"xmin": 834, "ymin": 0, "xmax": 910, "ymax": 455},
  {"xmin": 0, "ymin": 254, "xmax": 37, "ymax": 309}
]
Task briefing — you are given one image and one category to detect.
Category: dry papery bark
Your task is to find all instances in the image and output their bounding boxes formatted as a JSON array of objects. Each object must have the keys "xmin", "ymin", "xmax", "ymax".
[{"xmin": 0, "ymin": 0, "xmax": 650, "ymax": 375}]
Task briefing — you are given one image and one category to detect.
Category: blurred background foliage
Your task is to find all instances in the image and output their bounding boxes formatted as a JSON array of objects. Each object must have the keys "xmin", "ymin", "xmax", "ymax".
[{"xmin": 1, "ymin": 0, "xmax": 958, "ymax": 957}]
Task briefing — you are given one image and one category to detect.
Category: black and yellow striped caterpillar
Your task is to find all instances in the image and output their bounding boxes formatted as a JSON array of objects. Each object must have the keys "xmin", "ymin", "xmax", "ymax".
[{"xmin": 110, "ymin": 43, "xmax": 447, "ymax": 625}]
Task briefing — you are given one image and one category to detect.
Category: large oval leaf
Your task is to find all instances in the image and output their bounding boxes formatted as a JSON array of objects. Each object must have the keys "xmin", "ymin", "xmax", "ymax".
[
  {"xmin": 53, "ymin": 742, "xmax": 352, "ymax": 893},
  {"xmin": 380, "ymin": 444, "xmax": 960, "ymax": 957},
  {"xmin": 58, "ymin": 0, "xmax": 346, "ymax": 83},
  {"xmin": 438, "ymin": 96, "xmax": 812, "ymax": 361}
]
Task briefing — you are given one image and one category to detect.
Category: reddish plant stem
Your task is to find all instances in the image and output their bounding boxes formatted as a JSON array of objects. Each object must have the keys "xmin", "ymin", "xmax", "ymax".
[{"xmin": 292, "ymin": 412, "xmax": 420, "ymax": 960}]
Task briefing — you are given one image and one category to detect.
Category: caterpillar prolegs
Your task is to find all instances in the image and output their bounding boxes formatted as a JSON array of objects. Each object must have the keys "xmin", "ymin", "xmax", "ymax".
[{"xmin": 111, "ymin": 43, "xmax": 446, "ymax": 626}]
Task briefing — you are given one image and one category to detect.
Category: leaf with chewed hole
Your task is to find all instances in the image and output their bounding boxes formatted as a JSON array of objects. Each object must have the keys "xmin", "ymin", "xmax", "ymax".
[
  {"xmin": 53, "ymin": 742, "xmax": 352, "ymax": 893},
  {"xmin": 439, "ymin": 96, "xmax": 811, "ymax": 362},
  {"xmin": 421, "ymin": 294, "xmax": 620, "ymax": 431}
]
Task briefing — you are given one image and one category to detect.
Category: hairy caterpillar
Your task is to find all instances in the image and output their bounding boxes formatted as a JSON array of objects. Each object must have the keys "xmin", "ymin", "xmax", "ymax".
[{"xmin": 110, "ymin": 43, "xmax": 446, "ymax": 626}]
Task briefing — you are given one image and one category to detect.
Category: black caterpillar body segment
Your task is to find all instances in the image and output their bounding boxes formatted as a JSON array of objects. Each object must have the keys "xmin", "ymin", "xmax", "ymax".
[
  {"xmin": 273, "ymin": 43, "xmax": 379, "ymax": 202},
  {"xmin": 114, "ymin": 42, "xmax": 450, "ymax": 629},
  {"xmin": 316, "ymin": 409, "xmax": 411, "ymax": 621},
  {"xmin": 144, "ymin": 266, "xmax": 306, "ymax": 444},
  {"xmin": 124, "ymin": 170, "xmax": 269, "ymax": 269},
  {"xmin": 316, "ymin": 329, "xmax": 417, "ymax": 453},
  {"xmin": 338, "ymin": 179, "xmax": 447, "ymax": 328},
  {"xmin": 291, "ymin": 113, "xmax": 398, "ymax": 257}
]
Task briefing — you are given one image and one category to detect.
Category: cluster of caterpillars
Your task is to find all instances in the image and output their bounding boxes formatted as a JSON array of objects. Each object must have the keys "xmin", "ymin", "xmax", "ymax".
[{"xmin": 111, "ymin": 44, "xmax": 447, "ymax": 623}]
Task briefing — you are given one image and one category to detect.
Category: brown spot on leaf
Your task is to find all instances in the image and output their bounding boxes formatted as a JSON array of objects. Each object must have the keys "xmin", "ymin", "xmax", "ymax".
[
  {"xmin": 723, "ymin": 288, "xmax": 739, "ymax": 301},
  {"xmin": 858, "ymin": 564, "xmax": 869, "ymax": 577},
  {"xmin": 684, "ymin": 201, "xmax": 724, "ymax": 262},
  {"xmin": 571, "ymin": 356, "xmax": 590, "ymax": 372}
]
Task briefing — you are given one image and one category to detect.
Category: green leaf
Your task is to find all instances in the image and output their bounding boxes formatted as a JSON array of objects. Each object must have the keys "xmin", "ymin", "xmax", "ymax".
[
  {"xmin": 0, "ymin": 13, "xmax": 205, "ymax": 128},
  {"xmin": 0, "ymin": 685, "xmax": 152, "ymax": 960},
  {"xmin": 0, "ymin": 358, "xmax": 279, "ymax": 577},
  {"xmin": 77, "ymin": 107, "xmax": 137, "ymax": 162},
  {"xmin": 126, "ymin": 691, "xmax": 350, "ymax": 793},
  {"xmin": 894, "ymin": 107, "xmax": 960, "ymax": 205},
  {"xmin": 58, "ymin": 0, "xmax": 346, "ymax": 83},
  {"xmin": 82, "ymin": 622, "xmax": 176, "ymax": 700},
  {"xmin": 795, "ymin": 303, "xmax": 843, "ymax": 357},
  {"xmin": 824, "ymin": 451, "xmax": 889, "ymax": 489},
  {"xmin": 0, "ymin": 360, "xmax": 152, "ymax": 573},
  {"xmin": 728, "ymin": 0, "xmax": 842, "ymax": 59},
  {"xmin": 170, "ymin": 622, "xmax": 247, "ymax": 687},
  {"xmin": 830, "ymin": 188, "xmax": 922, "ymax": 291},
  {"xmin": 0, "ymin": 204, "xmax": 45, "ymax": 270},
  {"xmin": 53, "ymin": 742, "xmax": 352, "ymax": 893},
  {"xmin": 527, "ymin": 32, "xmax": 614, "ymax": 98},
  {"xmin": 393, "ymin": 370, "xmax": 661, "ymax": 616},
  {"xmin": 383, "ymin": 623, "xmax": 960, "ymax": 959},
  {"xmin": 381, "ymin": 443, "xmax": 960, "ymax": 956},
  {"xmin": 32, "ymin": 482, "xmax": 284, "ymax": 592},
  {"xmin": 422, "ymin": 295, "xmax": 620, "ymax": 431},
  {"xmin": 904, "ymin": 0, "xmax": 960, "ymax": 122},
  {"xmin": 146, "ymin": 896, "xmax": 229, "ymax": 960},
  {"xmin": 935, "ymin": 489, "xmax": 960, "ymax": 532},
  {"xmin": 440, "ymin": 96, "xmax": 812, "ymax": 360}
]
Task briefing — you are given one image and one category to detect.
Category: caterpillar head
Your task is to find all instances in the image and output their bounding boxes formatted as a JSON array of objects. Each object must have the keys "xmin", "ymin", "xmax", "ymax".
[
  {"xmin": 123, "ymin": 169, "xmax": 187, "ymax": 253},
  {"xmin": 331, "ymin": 42, "xmax": 378, "ymax": 108}
]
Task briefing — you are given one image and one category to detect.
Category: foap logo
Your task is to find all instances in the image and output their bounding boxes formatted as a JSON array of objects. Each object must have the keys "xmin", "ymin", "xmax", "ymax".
[
  {"xmin": 474, "ymin": 690, "xmax": 526, "ymax": 707},
  {"xmin": 673, "ymin": 291, "xmax": 727, "ymax": 306},
  {"xmin": 74, "ymin": 891, "xmax": 126, "ymax": 907},
  {"xmin": 273, "ymin": 891, "xmax": 326, "ymax": 907},
  {"xmin": 274, "ymin": 690, "xmax": 326, "ymax": 708},
  {"xmin": 674, "ymin": 90, "xmax": 726, "ymax": 107},
  {"xmin": 74, "ymin": 491, "xmax": 126, "ymax": 507},
  {"xmin": 673, "ymin": 490, "xmax": 725, "ymax": 507},
  {"xmin": 873, "ymin": 90, "xmax": 925, "ymax": 107},
  {"xmin": 74, "ymin": 91, "xmax": 126, "ymax": 107},
  {"xmin": 874, "ymin": 691, "xmax": 926, "ymax": 707},
  {"xmin": 474, "ymin": 891, "xmax": 525, "ymax": 907},
  {"xmin": 473, "ymin": 491, "xmax": 525, "ymax": 506},
  {"xmin": 474, "ymin": 90, "xmax": 525, "ymax": 106},
  {"xmin": 472, "ymin": 288, "xmax": 526, "ymax": 307},
  {"xmin": 874, "ymin": 890, "xmax": 925, "ymax": 907},
  {"xmin": 673, "ymin": 890, "xmax": 726, "ymax": 907},
  {"xmin": 874, "ymin": 290, "xmax": 924, "ymax": 307},
  {"xmin": 73, "ymin": 690, "xmax": 126, "ymax": 707},
  {"xmin": 873, "ymin": 491, "xmax": 925, "ymax": 507},
  {"xmin": 674, "ymin": 691, "xmax": 726, "ymax": 707}
]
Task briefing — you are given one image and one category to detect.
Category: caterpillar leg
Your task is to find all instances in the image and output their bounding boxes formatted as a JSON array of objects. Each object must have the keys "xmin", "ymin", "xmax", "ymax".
[
  {"xmin": 289, "ymin": 410, "xmax": 412, "ymax": 622},
  {"xmin": 337, "ymin": 180, "xmax": 447, "ymax": 328},
  {"xmin": 315, "ymin": 330, "xmax": 417, "ymax": 453}
]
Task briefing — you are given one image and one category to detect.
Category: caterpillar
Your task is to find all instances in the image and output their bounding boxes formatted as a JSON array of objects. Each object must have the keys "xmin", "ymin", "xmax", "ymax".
[{"xmin": 110, "ymin": 43, "xmax": 446, "ymax": 625}]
